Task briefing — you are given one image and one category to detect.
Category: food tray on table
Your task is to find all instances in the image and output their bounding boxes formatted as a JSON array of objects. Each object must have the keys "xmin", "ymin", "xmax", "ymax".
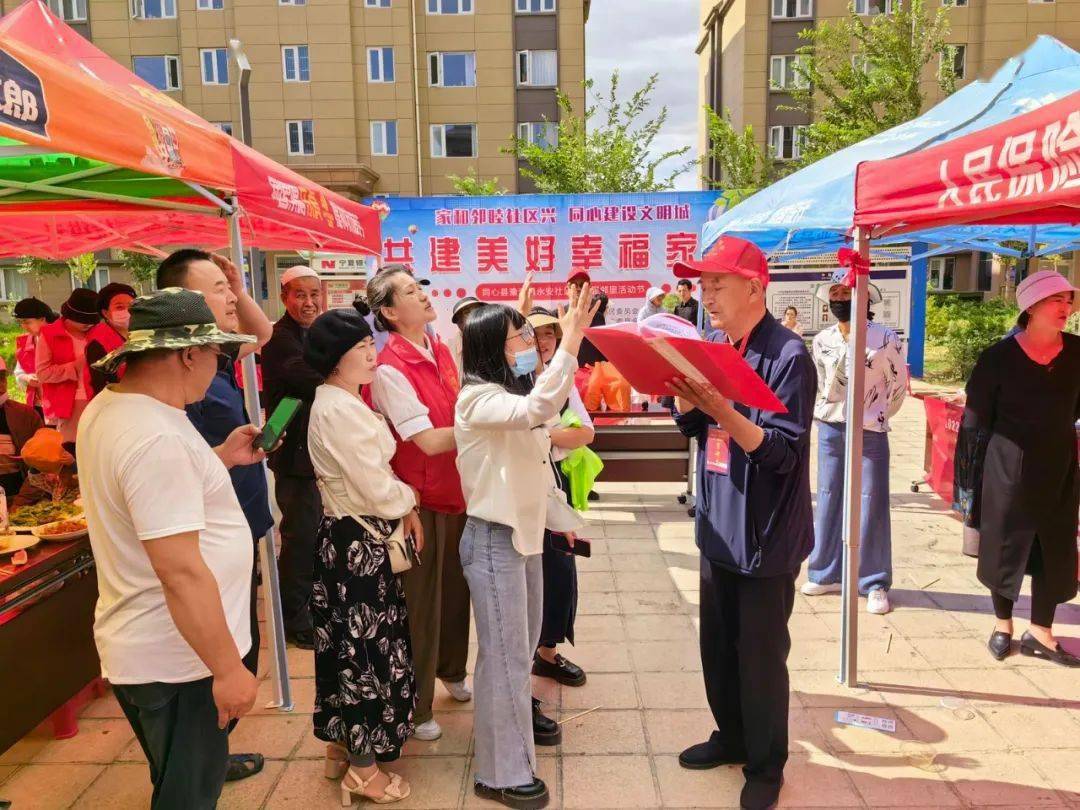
[
  {"xmin": 31, "ymin": 518, "xmax": 89, "ymax": 543},
  {"xmin": 0, "ymin": 534, "xmax": 41, "ymax": 556},
  {"xmin": 8, "ymin": 501, "xmax": 84, "ymax": 533}
]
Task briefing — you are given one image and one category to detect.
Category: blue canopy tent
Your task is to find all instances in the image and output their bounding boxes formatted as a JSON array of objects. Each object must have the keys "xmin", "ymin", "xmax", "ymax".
[{"xmin": 703, "ymin": 35, "xmax": 1080, "ymax": 689}]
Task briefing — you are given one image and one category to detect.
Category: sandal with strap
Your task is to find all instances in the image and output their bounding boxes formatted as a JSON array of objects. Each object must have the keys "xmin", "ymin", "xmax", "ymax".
[
  {"xmin": 325, "ymin": 743, "xmax": 349, "ymax": 780},
  {"xmin": 340, "ymin": 767, "xmax": 411, "ymax": 806}
]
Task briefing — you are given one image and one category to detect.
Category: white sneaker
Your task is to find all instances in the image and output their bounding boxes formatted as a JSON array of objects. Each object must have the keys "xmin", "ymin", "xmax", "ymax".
[
  {"xmin": 801, "ymin": 581, "xmax": 842, "ymax": 596},
  {"xmin": 867, "ymin": 589, "xmax": 892, "ymax": 615},
  {"xmin": 441, "ymin": 679, "xmax": 472, "ymax": 703},
  {"xmin": 412, "ymin": 719, "xmax": 443, "ymax": 741}
]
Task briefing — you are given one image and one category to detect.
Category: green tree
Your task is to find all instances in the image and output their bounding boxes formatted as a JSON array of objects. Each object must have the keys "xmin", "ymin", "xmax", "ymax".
[
  {"xmin": 701, "ymin": 106, "xmax": 781, "ymax": 208},
  {"xmin": 66, "ymin": 253, "xmax": 99, "ymax": 287},
  {"xmin": 117, "ymin": 250, "xmax": 159, "ymax": 293},
  {"xmin": 507, "ymin": 72, "xmax": 692, "ymax": 193},
  {"xmin": 16, "ymin": 256, "xmax": 66, "ymax": 298},
  {"xmin": 788, "ymin": 0, "xmax": 955, "ymax": 165},
  {"xmin": 448, "ymin": 169, "xmax": 506, "ymax": 196}
]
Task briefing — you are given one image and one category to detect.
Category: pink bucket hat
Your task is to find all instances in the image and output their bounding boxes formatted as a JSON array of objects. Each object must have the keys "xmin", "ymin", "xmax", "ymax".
[{"xmin": 1015, "ymin": 270, "xmax": 1078, "ymax": 313}]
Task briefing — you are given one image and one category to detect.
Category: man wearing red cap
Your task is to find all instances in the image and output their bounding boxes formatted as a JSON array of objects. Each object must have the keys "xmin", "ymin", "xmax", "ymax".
[{"xmin": 667, "ymin": 236, "xmax": 816, "ymax": 810}]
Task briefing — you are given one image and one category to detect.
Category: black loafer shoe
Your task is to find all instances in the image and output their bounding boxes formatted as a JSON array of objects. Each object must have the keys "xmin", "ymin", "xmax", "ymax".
[
  {"xmin": 678, "ymin": 738, "xmax": 748, "ymax": 770},
  {"xmin": 1020, "ymin": 631, "xmax": 1080, "ymax": 667},
  {"xmin": 740, "ymin": 777, "xmax": 783, "ymax": 810},
  {"xmin": 532, "ymin": 698, "xmax": 561, "ymax": 746},
  {"xmin": 532, "ymin": 653, "xmax": 587, "ymax": 686},
  {"xmin": 587, "ymin": 490, "xmax": 599, "ymax": 501},
  {"xmin": 224, "ymin": 752, "xmax": 264, "ymax": 782},
  {"xmin": 988, "ymin": 630, "xmax": 1012, "ymax": 661},
  {"xmin": 285, "ymin": 628, "xmax": 314, "ymax": 650},
  {"xmin": 475, "ymin": 778, "xmax": 549, "ymax": 809}
]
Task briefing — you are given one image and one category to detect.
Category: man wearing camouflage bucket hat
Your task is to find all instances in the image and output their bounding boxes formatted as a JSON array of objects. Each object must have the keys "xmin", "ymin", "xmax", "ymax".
[{"xmin": 78, "ymin": 288, "xmax": 267, "ymax": 809}]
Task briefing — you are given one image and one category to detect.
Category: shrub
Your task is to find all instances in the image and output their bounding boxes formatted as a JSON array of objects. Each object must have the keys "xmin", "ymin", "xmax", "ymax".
[{"xmin": 925, "ymin": 295, "xmax": 1018, "ymax": 381}]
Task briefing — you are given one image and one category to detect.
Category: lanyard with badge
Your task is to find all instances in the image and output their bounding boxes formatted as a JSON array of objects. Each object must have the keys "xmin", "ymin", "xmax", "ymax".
[{"xmin": 704, "ymin": 332, "xmax": 750, "ymax": 476}]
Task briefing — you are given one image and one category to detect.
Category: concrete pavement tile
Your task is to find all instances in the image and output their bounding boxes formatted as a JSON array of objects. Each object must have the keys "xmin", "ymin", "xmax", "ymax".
[
  {"xmin": 604, "ymin": 523, "xmax": 658, "ymax": 539},
  {"xmin": 0, "ymin": 764, "xmax": 18, "ymax": 785},
  {"xmin": 681, "ymin": 589, "xmax": 701, "ymax": 608},
  {"xmin": 791, "ymin": 670, "xmax": 889, "ymax": 709},
  {"xmin": 643, "ymin": 709, "xmax": 715, "ymax": 755},
  {"xmin": 788, "ymin": 707, "xmax": 832, "ymax": 754},
  {"xmin": 899, "ymin": 706, "xmax": 1010, "ymax": 752},
  {"xmin": 559, "ymin": 641, "xmax": 632, "ymax": 673},
  {"xmin": 561, "ymin": 754, "xmax": 659, "ymax": 808},
  {"xmin": 559, "ymin": 672, "xmax": 639, "ymax": 710},
  {"xmin": 576, "ymin": 552, "xmax": 613, "ymax": 572},
  {"xmin": 789, "ymin": 641, "xmax": 844, "ymax": 671},
  {"xmin": 611, "ymin": 553, "xmax": 668, "ymax": 571},
  {"xmin": 0, "ymin": 763, "xmax": 103, "ymax": 809},
  {"xmin": 570, "ymin": 613, "xmax": 626, "ymax": 641},
  {"xmin": 946, "ymin": 750, "xmax": 1062, "ymax": 806},
  {"xmin": 909, "ymin": 637, "xmax": 998, "ymax": 669},
  {"xmin": 845, "ymin": 763, "xmax": 964, "ymax": 807},
  {"xmin": 774, "ymin": 751, "xmax": 863, "ymax": 807},
  {"xmin": 638, "ymin": 672, "xmax": 709, "ymax": 709},
  {"xmin": 614, "ymin": 570, "xmax": 678, "ymax": 593},
  {"xmin": 623, "ymin": 612, "xmax": 696, "ymax": 642},
  {"xmin": 1023, "ymin": 749, "xmax": 1080, "ymax": 801},
  {"xmin": 787, "ymin": 612, "xmax": 836, "ymax": 641},
  {"xmin": 557, "ymin": 709, "xmax": 647, "ymax": 754},
  {"xmin": 78, "ymin": 692, "xmax": 126, "ymax": 720},
  {"xmin": 859, "ymin": 669, "xmax": 956, "ymax": 708},
  {"xmin": 851, "ymin": 633, "xmax": 931, "ymax": 671},
  {"xmin": 218, "ymin": 759, "xmax": 287, "ymax": 810},
  {"xmin": 805, "ymin": 707, "xmax": 920, "ymax": 754},
  {"xmin": 980, "ymin": 705, "xmax": 1080, "ymax": 749},
  {"xmin": 115, "ymin": 737, "xmax": 146, "ymax": 763},
  {"xmin": 577, "ymin": 590, "xmax": 621, "ymax": 615},
  {"xmin": 284, "ymin": 644, "xmax": 316, "ymax": 677},
  {"xmin": 653, "ymin": 755, "xmax": 743, "ymax": 807},
  {"xmin": 882, "ymin": 607, "xmax": 970, "ymax": 638},
  {"xmin": 228, "ymin": 714, "xmax": 308, "ymax": 759},
  {"xmin": 0, "ymin": 731, "xmax": 51, "ymax": 765},
  {"xmin": 402, "ymin": 711, "xmax": 476, "ymax": 757},
  {"xmin": 578, "ymin": 570, "xmax": 617, "ymax": 592},
  {"xmin": 70, "ymin": 762, "xmax": 153, "ymax": 808},
  {"xmin": 628, "ymin": 640, "xmax": 702, "ymax": 672},
  {"xmin": 619, "ymin": 590, "xmax": 690, "ymax": 615},
  {"xmin": 251, "ymin": 675, "xmax": 315, "ymax": 715},
  {"xmin": 938, "ymin": 666, "xmax": 1052, "ymax": 705},
  {"xmin": 605, "ymin": 539, "xmax": 665, "ymax": 554},
  {"xmin": 666, "ymin": 563, "xmax": 701, "ymax": 592},
  {"xmin": 30, "ymin": 719, "xmax": 134, "ymax": 765},
  {"xmin": 1019, "ymin": 664, "xmax": 1080, "ymax": 704}
]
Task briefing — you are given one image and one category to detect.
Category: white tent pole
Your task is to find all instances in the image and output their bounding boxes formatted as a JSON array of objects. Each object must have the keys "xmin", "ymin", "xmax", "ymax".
[
  {"xmin": 229, "ymin": 203, "xmax": 293, "ymax": 711},
  {"xmin": 839, "ymin": 226, "xmax": 870, "ymax": 688}
]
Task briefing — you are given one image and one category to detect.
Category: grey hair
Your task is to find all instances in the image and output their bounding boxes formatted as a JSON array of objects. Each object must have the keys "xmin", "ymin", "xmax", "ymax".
[{"xmin": 364, "ymin": 265, "xmax": 413, "ymax": 333}]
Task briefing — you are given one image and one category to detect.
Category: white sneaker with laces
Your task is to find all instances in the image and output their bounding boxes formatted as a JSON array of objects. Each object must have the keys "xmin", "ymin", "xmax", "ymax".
[
  {"xmin": 801, "ymin": 581, "xmax": 842, "ymax": 596},
  {"xmin": 442, "ymin": 679, "xmax": 472, "ymax": 703},
  {"xmin": 867, "ymin": 589, "xmax": 892, "ymax": 615},
  {"xmin": 412, "ymin": 719, "xmax": 443, "ymax": 741}
]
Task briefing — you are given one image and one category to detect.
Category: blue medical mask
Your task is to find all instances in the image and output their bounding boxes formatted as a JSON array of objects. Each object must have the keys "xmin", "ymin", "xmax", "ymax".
[{"xmin": 511, "ymin": 347, "xmax": 538, "ymax": 377}]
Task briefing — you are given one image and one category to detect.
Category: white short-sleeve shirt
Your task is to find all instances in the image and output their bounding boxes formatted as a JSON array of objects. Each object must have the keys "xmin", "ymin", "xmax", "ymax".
[{"xmin": 76, "ymin": 388, "xmax": 254, "ymax": 684}]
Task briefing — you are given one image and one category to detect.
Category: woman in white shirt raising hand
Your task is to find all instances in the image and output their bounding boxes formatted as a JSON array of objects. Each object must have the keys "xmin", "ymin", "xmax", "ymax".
[{"xmin": 455, "ymin": 286, "xmax": 598, "ymax": 810}]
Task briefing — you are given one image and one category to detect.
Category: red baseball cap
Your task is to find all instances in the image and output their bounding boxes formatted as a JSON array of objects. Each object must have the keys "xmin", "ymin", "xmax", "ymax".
[
  {"xmin": 672, "ymin": 236, "xmax": 769, "ymax": 288},
  {"xmin": 565, "ymin": 268, "xmax": 591, "ymax": 285}
]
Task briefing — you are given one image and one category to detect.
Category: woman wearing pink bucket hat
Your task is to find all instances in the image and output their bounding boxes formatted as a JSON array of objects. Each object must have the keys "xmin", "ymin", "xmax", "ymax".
[{"xmin": 955, "ymin": 269, "xmax": 1080, "ymax": 667}]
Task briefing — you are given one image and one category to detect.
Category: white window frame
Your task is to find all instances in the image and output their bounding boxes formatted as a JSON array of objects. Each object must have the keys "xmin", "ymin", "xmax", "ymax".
[
  {"xmin": 928, "ymin": 257, "xmax": 956, "ymax": 291},
  {"xmin": 131, "ymin": 0, "xmax": 177, "ymax": 19},
  {"xmin": 517, "ymin": 121, "xmax": 558, "ymax": 149},
  {"xmin": 769, "ymin": 54, "xmax": 807, "ymax": 91},
  {"xmin": 942, "ymin": 44, "xmax": 966, "ymax": 80},
  {"xmin": 428, "ymin": 51, "xmax": 477, "ymax": 87},
  {"xmin": 196, "ymin": 0, "xmax": 223, "ymax": 10},
  {"xmin": 282, "ymin": 45, "xmax": 310, "ymax": 83},
  {"xmin": 287, "ymin": 119, "xmax": 315, "ymax": 156},
  {"xmin": 364, "ymin": 0, "xmax": 391, "ymax": 6},
  {"xmin": 768, "ymin": 125, "xmax": 805, "ymax": 161},
  {"xmin": 427, "ymin": 0, "xmax": 473, "ymax": 13},
  {"xmin": 1028, "ymin": 0, "xmax": 1055, "ymax": 4},
  {"xmin": 367, "ymin": 47, "xmax": 395, "ymax": 83},
  {"xmin": 50, "ymin": 0, "xmax": 87, "ymax": 21},
  {"xmin": 200, "ymin": 48, "xmax": 229, "ymax": 86},
  {"xmin": 279, "ymin": 0, "xmax": 306, "ymax": 5},
  {"xmin": 134, "ymin": 55, "xmax": 181, "ymax": 91},
  {"xmin": 771, "ymin": 0, "xmax": 812, "ymax": 19},
  {"xmin": 516, "ymin": 49, "xmax": 558, "ymax": 87},
  {"xmin": 214, "ymin": 121, "xmax": 233, "ymax": 136},
  {"xmin": 371, "ymin": 121, "xmax": 398, "ymax": 156},
  {"xmin": 853, "ymin": 0, "xmax": 898, "ymax": 14},
  {"xmin": 430, "ymin": 123, "xmax": 477, "ymax": 158},
  {"xmin": 942, "ymin": 0, "xmax": 968, "ymax": 6},
  {"xmin": 516, "ymin": 0, "xmax": 555, "ymax": 11}
]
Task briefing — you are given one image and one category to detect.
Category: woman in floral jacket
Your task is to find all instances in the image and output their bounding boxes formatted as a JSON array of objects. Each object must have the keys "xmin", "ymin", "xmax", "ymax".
[{"xmin": 304, "ymin": 309, "xmax": 425, "ymax": 805}]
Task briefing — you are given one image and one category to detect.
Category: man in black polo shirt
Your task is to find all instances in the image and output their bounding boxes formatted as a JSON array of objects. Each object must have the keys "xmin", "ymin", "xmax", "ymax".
[
  {"xmin": 156, "ymin": 249, "xmax": 274, "ymax": 783},
  {"xmin": 667, "ymin": 236, "xmax": 816, "ymax": 810},
  {"xmin": 673, "ymin": 279, "xmax": 701, "ymax": 328}
]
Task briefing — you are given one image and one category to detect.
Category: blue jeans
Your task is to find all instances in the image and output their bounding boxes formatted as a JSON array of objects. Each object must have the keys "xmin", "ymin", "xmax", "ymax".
[
  {"xmin": 460, "ymin": 517, "xmax": 543, "ymax": 789},
  {"xmin": 808, "ymin": 422, "xmax": 892, "ymax": 593}
]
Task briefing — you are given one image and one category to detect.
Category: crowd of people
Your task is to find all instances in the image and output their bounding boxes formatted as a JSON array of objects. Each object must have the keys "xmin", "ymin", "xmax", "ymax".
[{"xmin": 11, "ymin": 232, "xmax": 1074, "ymax": 810}]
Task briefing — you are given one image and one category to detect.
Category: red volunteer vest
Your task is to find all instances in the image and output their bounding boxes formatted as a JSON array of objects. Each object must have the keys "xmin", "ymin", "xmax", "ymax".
[
  {"xmin": 15, "ymin": 333, "xmax": 38, "ymax": 409},
  {"xmin": 38, "ymin": 318, "xmax": 91, "ymax": 422},
  {"xmin": 367, "ymin": 332, "xmax": 465, "ymax": 515},
  {"xmin": 84, "ymin": 321, "xmax": 126, "ymax": 393}
]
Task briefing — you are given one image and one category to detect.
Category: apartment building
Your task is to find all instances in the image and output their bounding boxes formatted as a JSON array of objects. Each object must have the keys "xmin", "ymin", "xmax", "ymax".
[{"xmin": 695, "ymin": 0, "xmax": 1080, "ymax": 297}]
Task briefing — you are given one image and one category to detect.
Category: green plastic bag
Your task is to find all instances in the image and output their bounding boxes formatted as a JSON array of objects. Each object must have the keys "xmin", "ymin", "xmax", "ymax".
[{"xmin": 559, "ymin": 410, "xmax": 603, "ymax": 511}]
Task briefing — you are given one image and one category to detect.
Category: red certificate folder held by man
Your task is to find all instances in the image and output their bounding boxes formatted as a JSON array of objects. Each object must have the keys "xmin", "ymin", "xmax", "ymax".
[{"xmin": 583, "ymin": 315, "xmax": 787, "ymax": 414}]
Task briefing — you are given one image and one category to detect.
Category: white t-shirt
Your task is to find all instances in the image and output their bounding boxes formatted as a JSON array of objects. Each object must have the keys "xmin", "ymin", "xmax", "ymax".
[{"xmin": 76, "ymin": 387, "xmax": 253, "ymax": 684}]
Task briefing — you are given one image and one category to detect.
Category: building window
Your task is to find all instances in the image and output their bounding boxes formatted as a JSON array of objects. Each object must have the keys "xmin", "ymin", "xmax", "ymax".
[
  {"xmin": 197, "ymin": 0, "xmax": 223, "ymax": 9},
  {"xmin": 771, "ymin": 0, "xmax": 811, "ymax": 19},
  {"xmin": 201, "ymin": 48, "xmax": 229, "ymax": 85},
  {"xmin": 427, "ymin": 0, "xmax": 472, "ymax": 12},
  {"xmin": 283, "ymin": 45, "xmax": 310, "ymax": 82},
  {"xmin": 49, "ymin": 0, "xmax": 87, "ymax": 21},
  {"xmin": 215, "ymin": 122, "xmax": 233, "ymax": 136},
  {"xmin": 371, "ymin": 121, "xmax": 398, "ymax": 156},
  {"xmin": 976, "ymin": 252, "xmax": 993, "ymax": 292},
  {"xmin": 367, "ymin": 47, "xmax": 395, "ymax": 83},
  {"xmin": 133, "ymin": 55, "xmax": 181, "ymax": 91},
  {"xmin": 431, "ymin": 124, "xmax": 476, "ymax": 158},
  {"xmin": 517, "ymin": 122, "xmax": 558, "ymax": 150},
  {"xmin": 928, "ymin": 256, "xmax": 956, "ymax": 291},
  {"xmin": 279, "ymin": 0, "xmax": 306, "ymax": 5},
  {"xmin": 131, "ymin": 0, "xmax": 176, "ymax": 19},
  {"xmin": 768, "ymin": 125, "xmax": 804, "ymax": 161},
  {"xmin": 517, "ymin": 50, "xmax": 558, "ymax": 87},
  {"xmin": 516, "ymin": 0, "xmax": 555, "ymax": 11},
  {"xmin": 853, "ymin": 0, "xmax": 897, "ymax": 14},
  {"xmin": 1029, "ymin": 0, "xmax": 1055, "ymax": 4},
  {"xmin": 429, "ymin": 51, "xmax": 476, "ymax": 87},
  {"xmin": 287, "ymin": 120, "xmax": 315, "ymax": 155},
  {"xmin": 943, "ymin": 0, "xmax": 968, "ymax": 6},
  {"xmin": 73, "ymin": 265, "xmax": 111, "ymax": 293},
  {"xmin": 769, "ymin": 55, "xmax": 807, "ymax": 90},
  {"xmin": 942, "ymin": 44, "xmax": 966, "ymax": 80},
  {"xmin": 365, "ymin": 0, "xmax": 390, "ymax": 5}
]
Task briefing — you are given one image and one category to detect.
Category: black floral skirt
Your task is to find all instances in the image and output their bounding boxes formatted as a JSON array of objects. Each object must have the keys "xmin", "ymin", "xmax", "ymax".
[{"xmin": 312, "ymin": 515, "xmax": 417, "ymax": 762}]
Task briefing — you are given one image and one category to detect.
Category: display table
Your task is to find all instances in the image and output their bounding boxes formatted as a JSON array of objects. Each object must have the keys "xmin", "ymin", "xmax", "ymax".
[{"xmin": 0, "ymin": 538, "xmax": 100, "ymax": 752}]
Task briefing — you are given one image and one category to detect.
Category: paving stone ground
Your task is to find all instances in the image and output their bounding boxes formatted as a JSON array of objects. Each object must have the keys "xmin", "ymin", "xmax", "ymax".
[{"xmin": 3, "ymin": 395, "xmax": 1079, "ymax": 808}]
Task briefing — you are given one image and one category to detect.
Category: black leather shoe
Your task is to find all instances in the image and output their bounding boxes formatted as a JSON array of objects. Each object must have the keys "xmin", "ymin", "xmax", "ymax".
[
  {"xmin": 587, "ymin": 490, "xmax": 599, "ymax": 502},
  {"xmin": 285, "ymin": 628, "xmax": 314, "ymax": 650},
  {"xmin": 988, "ymin": 630, "xmax": 1012, "ymax": 661},
  {"xmin": 532, "ymin": 652, "xmax": 587, "ymax": 686},
  {"xmin": 475, "ymin": 778, "xmax": 549, "ymax": 809},
  {"xmin": 678, "ymin": 738, "xmax": 748, "ymax": 770},
  {"xmin": 740, "ymin": 777, "xmax": 783, "ymax": 810},
  {"xmin": 1020, "ymin": 631, "xmax": 1080, "ymax": 667},
  {"xmin": 532, "ymin": 698, "xmax": 561, "ymax": 746},
  {"xmin": 224, "ymin": 752, "xmax": 264, "ymax": 782}
]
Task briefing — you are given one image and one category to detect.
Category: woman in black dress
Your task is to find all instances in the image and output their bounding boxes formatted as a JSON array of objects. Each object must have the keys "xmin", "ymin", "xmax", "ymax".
[{"xmin": 956, "ymin": 270, "xmax": 1079, "ymax": 666}]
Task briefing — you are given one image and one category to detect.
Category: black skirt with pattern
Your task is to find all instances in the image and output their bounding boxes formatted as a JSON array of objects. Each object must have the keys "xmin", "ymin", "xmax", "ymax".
[{"xmin": 311, "ymin": 515, "xmax": 417, "ymax": 762}]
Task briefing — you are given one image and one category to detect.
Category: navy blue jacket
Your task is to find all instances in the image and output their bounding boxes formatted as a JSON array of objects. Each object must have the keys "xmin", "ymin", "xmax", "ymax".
[{"xmin": 675, "ymin": 312, "xmax": 816, "ymax": 577}]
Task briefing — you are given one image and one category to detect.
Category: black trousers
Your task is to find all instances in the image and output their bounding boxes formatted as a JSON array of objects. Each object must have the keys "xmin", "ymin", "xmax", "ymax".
[
  {"xmin": 113, "ymin": 677, "xmax": 229, "ymax": 810},
  {"xmin": 242, "ymin": 544, "xmax": 260, "ymax": 677},
  {"xmin": 991, "ymin": 537, "xmax": 1058, "ymax": 627},
  {"xmin": 699, "ymin": 557, "xmax": 795, "ymax": 786},
  {"xmin": 275, "ymin": 475, "xmax": 322, "ymax": 634}
]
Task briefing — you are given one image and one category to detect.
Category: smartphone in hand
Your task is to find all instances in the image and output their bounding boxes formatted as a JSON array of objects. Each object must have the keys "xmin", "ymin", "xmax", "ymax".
[
  {"xmin": 550, "ymin": 534, "xmax": 591, "ymax": 558},
  {"xmin": 254, "ymin": 396, "xmax": 302, "ymax": 452}
]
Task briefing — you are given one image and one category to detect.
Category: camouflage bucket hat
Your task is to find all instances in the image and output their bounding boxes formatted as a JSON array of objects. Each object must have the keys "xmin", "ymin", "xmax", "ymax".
[{"xmin": 93, "ymin": 287, "xmax": 256, "ymax": 374}]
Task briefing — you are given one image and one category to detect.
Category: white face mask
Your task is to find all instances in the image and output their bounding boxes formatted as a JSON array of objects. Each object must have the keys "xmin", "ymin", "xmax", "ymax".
[{"xmin": 110, "ymin": 311, "xmax": 131, "ymax": 330}]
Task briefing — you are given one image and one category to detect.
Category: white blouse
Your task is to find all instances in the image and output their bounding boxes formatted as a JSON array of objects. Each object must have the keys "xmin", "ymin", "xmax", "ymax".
[{"xmin": 308, "ymin": 384, "xmax": 416, "ymax": 521}]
